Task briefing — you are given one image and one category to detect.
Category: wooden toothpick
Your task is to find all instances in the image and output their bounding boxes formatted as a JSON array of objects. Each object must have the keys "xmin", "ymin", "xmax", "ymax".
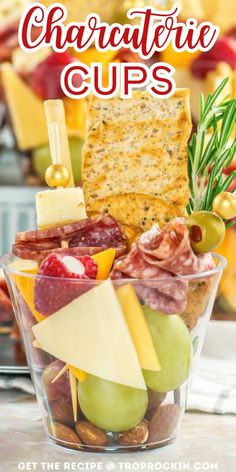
[{"xmin": 44, "ymin": 100, "xmax": 74, "ymax": 187}]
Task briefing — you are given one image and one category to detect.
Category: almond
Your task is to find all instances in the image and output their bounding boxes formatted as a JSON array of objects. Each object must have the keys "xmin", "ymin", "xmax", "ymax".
[
  {"xmin": 50, "ymin": 399, "xmax": 74, "ymax": 427},
  {"xmin": 148, "ymin": 404, "xmax": 180, "ymax": 443},
  {"xmin": 75, "ymin": 421, "xmax": 108, "ymax": 446},
  {"xmin": 118, "ymin": 420, "xmax": 149, "ymax": 446},
  {"xmin": 48, "ymin": 421, "xmax": 82, "ymax": 450},
  {"xmin": 146, "ymin": 389, "xmax": 167, "ymax": 420}
]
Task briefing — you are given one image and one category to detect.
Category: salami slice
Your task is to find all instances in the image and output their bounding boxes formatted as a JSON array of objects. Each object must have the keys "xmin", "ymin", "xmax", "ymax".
[
  {"xmin": 135, "ymin": 284, "xmax": 188, "ymax": 314},
  {"xmin": 111, "ymin": 242, "xmax": 188, "ymax": 314},
  {"xmin": 139, "ymin": 218, "xmax": 215, "ymax": 275},
  {"xmin": 111, "ymin": 218, "xmax": 215, "ymax": 315},
  {"xmin": 15, "ymin": 217, "xmax": 100, "ymax": 242},
  {"xmin": 13, "ymin": 215, "xmax": 127, "ymax": 260},
  {"xmin": 69, "ymin": 215, "xmax": 127, "ymax": 249},
  {"xmin": 12, "ymin": 244, "xmax": 109, "ymax": 261},
  {"xmin": 112, "ymin": 243, "xmax": 166, "ymax": 279}
]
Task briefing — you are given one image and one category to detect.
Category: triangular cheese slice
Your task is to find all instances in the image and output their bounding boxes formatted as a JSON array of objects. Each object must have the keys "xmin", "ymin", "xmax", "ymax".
[
  {"xmin": 1, "ymin": 63, "xmax": 48, "ymax": 151},
  {"xmin": 32, "ymin": 279, "xmax": 146, "ymax": 390}
]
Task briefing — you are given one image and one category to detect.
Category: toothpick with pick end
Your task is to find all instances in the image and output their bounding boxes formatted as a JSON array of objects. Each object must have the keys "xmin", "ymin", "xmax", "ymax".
[
  {"xmin": 43, "ymin": 99, "xmax": 78, "ymax": 411},
  {"xmin": 44, "ymin": 99, "xmax": 76, "ymax": 246},
  {"xmin": 51, "ymin": 364, "xmax": 69, "ymax": 384},
  {"xmin": 44, "ymin": 99, "xmax": 74, "ymax": 187},
  {"xmin": 69, "ymin": 369, "xmax": 78, "ymax": 422}
]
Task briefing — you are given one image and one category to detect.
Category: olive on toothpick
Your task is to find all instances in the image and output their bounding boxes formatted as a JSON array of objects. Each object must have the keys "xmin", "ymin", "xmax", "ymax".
[{"xmin": 186, "ymin": 211, "xmax": 226, "ymax": 254}]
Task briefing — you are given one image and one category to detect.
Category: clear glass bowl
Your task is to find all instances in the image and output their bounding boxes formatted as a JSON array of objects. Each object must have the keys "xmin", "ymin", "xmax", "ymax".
[{"xmin": 1, "ymin": 253, "xmax": 226, "ymax": 452}]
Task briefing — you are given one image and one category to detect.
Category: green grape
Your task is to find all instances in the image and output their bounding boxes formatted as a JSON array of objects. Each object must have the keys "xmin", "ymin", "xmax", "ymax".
[
  {"xmin": 143, "ymin": 306, "xmax": 193, "ymax": 393},
  {"xmin": 33, "ymin": 137, "xmax": 84, "ymax": 183},
  {"xmin": 78, "ymin": 375, "xmax": 148, "ymax": 432}
]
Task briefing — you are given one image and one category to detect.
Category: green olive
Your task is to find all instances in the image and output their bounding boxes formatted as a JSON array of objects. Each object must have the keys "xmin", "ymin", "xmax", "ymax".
[{"xmin": 186, "ymin": 211, "xmax": 226, "ymax": 254}]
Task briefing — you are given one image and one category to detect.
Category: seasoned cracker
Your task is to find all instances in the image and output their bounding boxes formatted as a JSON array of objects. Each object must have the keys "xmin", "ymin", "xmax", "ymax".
[
  {"xmin": 87, "ymin": 193, "xmax": 184, "ymax": 231},
  {"xmin": 82, "ymin": 90, "xmax": 192, "ymax": 228}
]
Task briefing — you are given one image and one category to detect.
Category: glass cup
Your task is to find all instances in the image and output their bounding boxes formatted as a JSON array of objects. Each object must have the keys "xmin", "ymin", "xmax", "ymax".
[{"xmin": 1, "ymin": 253, "xmax": 226, "ymax": 452}]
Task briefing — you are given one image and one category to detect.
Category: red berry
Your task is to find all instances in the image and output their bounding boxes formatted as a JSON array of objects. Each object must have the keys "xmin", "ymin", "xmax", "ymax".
[
  {"xmin": 191, "ymin": 37, "xmax": 236, "ymax": 79},
  {"xmin": 34, "ymin": 253, "xmax": 97, "ymax": 316},
  {"xmin": 31, "ymin": 52, "xmax": 83, "ymax": 100},
  {"xmin": 77, "ymin": 255, "xmax": 98, "ymax": 279}
]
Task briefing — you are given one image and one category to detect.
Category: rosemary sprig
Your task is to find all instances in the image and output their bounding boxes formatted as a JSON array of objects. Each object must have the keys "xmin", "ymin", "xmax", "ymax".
[{"xmin": 187, "ymin": 79, "xmax": 236, "ymax": 221}]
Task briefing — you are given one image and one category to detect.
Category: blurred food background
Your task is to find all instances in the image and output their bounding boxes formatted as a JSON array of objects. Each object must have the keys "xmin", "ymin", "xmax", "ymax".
[{"xmin": 0, "ymin": 0, "xmax": 236, "ymax": 340}]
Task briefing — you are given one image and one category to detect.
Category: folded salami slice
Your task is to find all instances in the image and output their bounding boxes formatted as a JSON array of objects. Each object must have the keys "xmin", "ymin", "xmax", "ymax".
[
  {"xmin": 13, "ymin": 215, "xmax": 127, "ymax": 260},
  {"xmin": 111, "ymin": 242, "xmax": 188, "ymax": 314},
  {"xmin": 112, "ymin": 243, "xmax": 166, "ymax": 279},
  {"xmin": 139, "ymin": 218, "xmax": 215, "ymax": 275},
  {"xmin": 111, "ymin": 218, "xmax": 215, "ymax": 314},
  {"xmin": 135, "ymin": 284, "xmax": 188, "ymax": 314}
]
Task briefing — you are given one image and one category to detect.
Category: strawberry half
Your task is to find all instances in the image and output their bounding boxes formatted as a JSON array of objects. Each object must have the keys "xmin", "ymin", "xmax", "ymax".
[{"xmin": 34, "ymin": 253, "xmax": 97, "ymax": 316}]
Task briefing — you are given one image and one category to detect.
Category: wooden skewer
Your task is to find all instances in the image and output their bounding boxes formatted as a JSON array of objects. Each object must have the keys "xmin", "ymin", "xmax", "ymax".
[
  {"xmin": 44, "ymin": 99, "xmax": 75, "ymax": 187},
  {"xmin": 69, "ymin": 368, "xmax": 78, "ymax": 422},
  {"xmin": 44, "ymin": 99, "xmax": 75, "ymax": 249},
  {"xmin": 51, "ymin": 363, "xmax": 69, "ymax": 384},
  {"xmin": 61, "ymin": 241, "xmax": 69, "ymax": 248},
  {"xmin": 43, "ymin": 100, "xmax": 78, "ymax": 419}
]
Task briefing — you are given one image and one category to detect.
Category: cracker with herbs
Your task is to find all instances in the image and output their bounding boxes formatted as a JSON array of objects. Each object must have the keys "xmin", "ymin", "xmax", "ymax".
[
  {"xmin": 88, "ymin": 193, "xmax": 184, "ymax": 231},
  {"xmin": 82, "ymin": 90, "xmax": 192, "ymax": 229}
]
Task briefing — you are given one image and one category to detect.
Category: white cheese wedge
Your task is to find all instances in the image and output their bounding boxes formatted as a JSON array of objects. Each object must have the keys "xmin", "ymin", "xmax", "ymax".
[
  {"xmin": 32, "ymin": 279, "xmax": 146, "ymax": 390},
  {"xmin": 36, "ymin": 187, "xmax": 87, "ymax": 229}
]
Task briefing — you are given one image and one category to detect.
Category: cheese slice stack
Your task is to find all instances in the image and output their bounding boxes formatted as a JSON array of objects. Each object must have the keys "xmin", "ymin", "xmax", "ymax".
[{"xmin": 32, "ymin": 279, "xmax": 146, "ymax": 390}]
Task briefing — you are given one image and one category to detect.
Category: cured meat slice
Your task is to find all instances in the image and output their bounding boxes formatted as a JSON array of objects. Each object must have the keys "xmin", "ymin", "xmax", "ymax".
[
  {"xmin": 15, "ymin": 217, "xmax": 99, "ymax": 242},
  {"xmin": 13, "ymin": 215, "xmax": 127, "ymax": 260},
  {"xmin": 111, "ymin": 218, "xmax": 215, "ymax": 314},
  {"xmin": 139, "ymin": 218, "xmax": 215, "ymax": 275},
  {"xmin": 112, "ymin": 243, "xmax": 166, "ymax": 279},
  {"xmin": 12, "ymin": 244, "xmax": 107, "ymax": 261},
  {"xmin": 69, "ymin": 215, "xmax": 127, "ymax": 249},
  {"xmin": 111, "ymin": 242, "xmax": 188, "ymax": 314},
  {"xmin": 135, "ymin": 284, "xmax": 188, "ymax": 314}
]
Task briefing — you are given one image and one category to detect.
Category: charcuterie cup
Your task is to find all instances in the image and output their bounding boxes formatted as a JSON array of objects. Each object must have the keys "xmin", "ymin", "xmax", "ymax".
[{"xmin": 1, "ymin": 253, "xmax": 226, "ymax": 452}]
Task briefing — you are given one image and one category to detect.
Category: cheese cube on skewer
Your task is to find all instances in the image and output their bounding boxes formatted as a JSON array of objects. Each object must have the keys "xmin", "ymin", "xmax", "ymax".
[{"xmin": 36, "ymin": 187, "xmax": 87, "ymax": 229}]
